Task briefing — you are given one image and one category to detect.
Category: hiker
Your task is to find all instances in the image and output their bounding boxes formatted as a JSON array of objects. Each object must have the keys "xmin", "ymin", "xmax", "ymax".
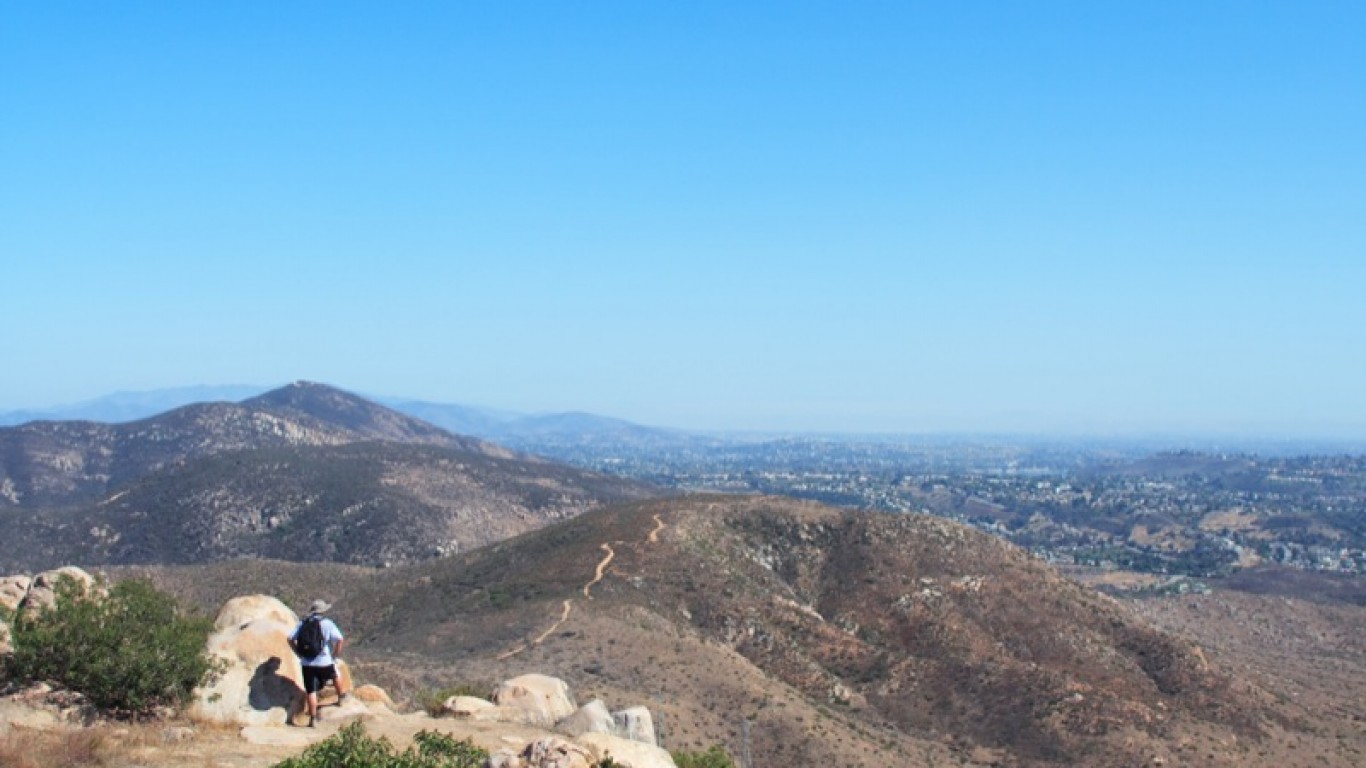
[{"xmin": 289, "ymin": 599, "xmax": 347, "ymax": 726}]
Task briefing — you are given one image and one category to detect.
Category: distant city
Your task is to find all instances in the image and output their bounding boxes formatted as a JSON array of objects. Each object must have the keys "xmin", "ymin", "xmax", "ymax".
[{"xmin": 505, "ymin": 436, "xmax": 1366, "ymax": 584}]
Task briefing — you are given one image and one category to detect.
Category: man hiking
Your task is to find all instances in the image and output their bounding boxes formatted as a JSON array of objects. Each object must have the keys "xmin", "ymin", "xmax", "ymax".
[{"xmin": 289, "ymin": 599, "xmax": 347, "ymax": 727}]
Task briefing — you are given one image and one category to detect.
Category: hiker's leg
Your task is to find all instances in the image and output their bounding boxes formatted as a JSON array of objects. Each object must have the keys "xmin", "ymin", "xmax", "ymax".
[
  {"xmin": 334, "ymin": 663, "xmax": 348, "ymax": 697},
  {"xmin": 302, "ymin": 666, "xmax": 322, "ymax": 724}
]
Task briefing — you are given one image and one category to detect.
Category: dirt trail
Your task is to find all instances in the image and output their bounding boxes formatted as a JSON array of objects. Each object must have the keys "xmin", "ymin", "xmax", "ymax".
[
  {"xmin": 496, "ymin": 512, "xmax": 666, "ymax": 660},
  {"xmin": 583, "ymin": 544, "xmax": 614, "ymax": 599},
  {"xmin": 533, "ymin": 600, "xmax": 574, "ymax": 644}
]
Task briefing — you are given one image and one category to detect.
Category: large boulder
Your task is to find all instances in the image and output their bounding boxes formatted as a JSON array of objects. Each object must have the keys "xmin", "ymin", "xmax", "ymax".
[
  {"xmin": 576, "ymin": 733, "xmax": 676, "ymax": 768},
  {"xmin": 555, "ymin": 699, "xmax": 614, "ymax": 738},
  {"xmin": 444, "ymin": 695, "xmax": 498, "ymax": 719},
  {"xmin": 20, "ymin": 567, "xmax": 97, "ymax": 613},
  {"xmin": 491, "ymin": 674, "xmax": 577, "ymax": 726},
  {"xmin": 557, "ymin": 700, "xmax": 658, "ymax": 746},
  {"xmin": 189, "ymin": 596, "xmax": 304, "ymax": 727},
  {"xmin": 214, "ymin": 594, "xmax": 299, "ymax": 630},
  {"xmin": 0, "ymin": 575, "xmax": 30, "ymax": 612},
  {"xmin": 612, "ymin": 706, "xmax": 657, "ymax": 746},
  {"xmin": 0, "ymin": 617, "xmax": 10, "ymax": 656},
  {"xmin": 443, "ymin": 694, "xmax": 547, "ymax": 725}
]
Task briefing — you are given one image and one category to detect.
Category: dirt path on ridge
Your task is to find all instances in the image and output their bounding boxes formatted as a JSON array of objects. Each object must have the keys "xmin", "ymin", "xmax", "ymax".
[
  {"xmin": 583, "ymin": 543, "xmax": 614, "ymax": 599},
  {"xmin": 496, "ymin": 512, "xmax": 667, "ymax": 660}
]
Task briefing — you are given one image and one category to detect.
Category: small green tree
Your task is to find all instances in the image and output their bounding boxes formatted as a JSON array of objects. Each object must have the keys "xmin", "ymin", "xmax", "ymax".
[
  {"xmin": 672, "ymin": 744, "xmax": 738, "ymax": 768},
  {"xmin": 1, "ymin": 575, "xmax": 216, "ymax": 716}
]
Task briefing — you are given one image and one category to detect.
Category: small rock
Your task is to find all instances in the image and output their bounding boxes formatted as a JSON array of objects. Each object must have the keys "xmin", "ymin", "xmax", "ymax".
[
  {"xmin": 162, "ymin": 726, "xmax": 196, "ymax": 743},
  {"xmin": 488, "ymin": 749, "xmax": 525, "ymax": 768},
  {"xmin": 353, "ymin": 684, "xmax": 394, "ymax": 708},
  {"xmin": 520, "ymin": 736, "xmax": 594, "ymax": 768}
]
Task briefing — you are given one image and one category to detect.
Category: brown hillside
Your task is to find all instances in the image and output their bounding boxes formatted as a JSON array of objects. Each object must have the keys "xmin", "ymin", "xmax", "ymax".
[
  {"xmin": 342, "ymin": 496, "xmax": 1274, "ymax": 766},
  {"xmin": 116, "ymin": 495, "xmax": 1362, "ymax": 767},
  {"xmin": 0, "ymin": 441, "xmax": 657, "ymax": 571}
]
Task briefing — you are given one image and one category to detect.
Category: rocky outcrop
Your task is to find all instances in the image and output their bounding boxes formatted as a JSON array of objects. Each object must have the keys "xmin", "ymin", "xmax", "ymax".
[
  {"xmin": 0, "ymin": 575, "xmax": 30, "ymax": 612},
  {"xmin": 19, "ymin": 567, "xmax": 98, "ymax": 613},
  {"xmin": 0, "ymin": 567, "xmax": 103, "ymax": 655},
  {"xmin": 214, "ymin": 594, "xmax": 300, "ymax": 630},
  {"xmin": 554, "ymin": 700, "xmax": 658, "ymax": 747},
  {"xmin": 611, "ymin": 706, "xmax": 657, "ymax": 747},
  {"xmin": 555, "ymin": 699, "xmax": 615, "ymax": 738},
  {"xmin": 4, "ymin": 592, "xmax": 672, "ymax": 767},
  {"xmin": 491, "ymin": 674, "xmax": 578, "ymax": 726},
  {"xmin": 489, "ymin": 736, "xmax": 595, "ymax": 768},
  {"xmin": 577, "ymin": 732, "xmax": 676, "ymax": 768},
  {"xmin": 189, "ymin": 595, "xmax": 305, "ymax": 727}
]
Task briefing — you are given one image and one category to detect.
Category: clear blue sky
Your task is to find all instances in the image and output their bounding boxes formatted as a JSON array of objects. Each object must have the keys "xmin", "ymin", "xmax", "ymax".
[{"xmin": 2, "ymin": 2, "xmax": 1363, "ymax": 436}]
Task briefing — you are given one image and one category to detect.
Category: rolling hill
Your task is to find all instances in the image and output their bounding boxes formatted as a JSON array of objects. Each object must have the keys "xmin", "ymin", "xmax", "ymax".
[
  {"xmin": 0, "ymin": 382, "xmax": 660, "ymax": 571},
  {"xmin": 126, "ymin": 495, "xmax": 1326, "ymax": 768}
]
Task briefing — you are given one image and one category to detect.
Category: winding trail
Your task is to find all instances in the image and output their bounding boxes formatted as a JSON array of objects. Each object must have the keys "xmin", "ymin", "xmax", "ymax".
[
  {"xmin": 495, "ymin": 511, "xmax": 667, "ymax": 660},
  {"xmin": 583, "ymin": 543, "xmax": 615, "ymax": 599}
]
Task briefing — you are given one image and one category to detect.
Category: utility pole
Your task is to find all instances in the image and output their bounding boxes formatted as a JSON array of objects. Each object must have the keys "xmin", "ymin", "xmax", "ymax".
[{"xmin": 741, "ymin": 718, "xmax": 753, "ymax": 768}]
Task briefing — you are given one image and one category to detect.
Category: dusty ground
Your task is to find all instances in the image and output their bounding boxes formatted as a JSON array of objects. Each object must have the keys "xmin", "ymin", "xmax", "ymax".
[
  {"xmin": 1123, "ymin": 585, "xmax": 1366, "ymax": 767},
  {"xmin": 1, "ymin": 709, "xmax": 563, "ymax": 768}
]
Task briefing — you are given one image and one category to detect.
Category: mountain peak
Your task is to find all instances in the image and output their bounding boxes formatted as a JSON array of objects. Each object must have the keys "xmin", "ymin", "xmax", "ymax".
[{"xmin": 243, "ymin": 382, "xmax": 489, "ymax": 451}]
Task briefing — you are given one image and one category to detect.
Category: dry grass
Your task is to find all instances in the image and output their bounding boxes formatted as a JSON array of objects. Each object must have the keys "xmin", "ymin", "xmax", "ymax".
[{"xmin": 0, "ymin": 728, "xmax": 107, "ymax": 768}]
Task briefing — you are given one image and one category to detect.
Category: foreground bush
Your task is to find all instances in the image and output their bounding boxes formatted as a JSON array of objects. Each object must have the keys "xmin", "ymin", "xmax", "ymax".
[
  {"xmin": 1, "ymin": 576, "xmax": 215, "ymax": 716},
  {"xmin": 672, "ymin": 744, "xmax": 738, "ymax": 768},
  {"xmin": 272, "ymin": 723, "xmax": 488, "ymax": 768}
]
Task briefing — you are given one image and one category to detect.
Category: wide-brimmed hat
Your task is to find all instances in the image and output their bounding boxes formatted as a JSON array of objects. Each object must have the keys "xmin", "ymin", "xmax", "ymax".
[{"xmin": 308, "ymin": 599, "xmax": 331, "ymax": 615}]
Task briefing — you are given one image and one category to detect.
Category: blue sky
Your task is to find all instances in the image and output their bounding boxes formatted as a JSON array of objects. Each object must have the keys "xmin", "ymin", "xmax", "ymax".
[{"xmin": 2, "ymin": 2, "xmax": 1363, "ymax": 436}]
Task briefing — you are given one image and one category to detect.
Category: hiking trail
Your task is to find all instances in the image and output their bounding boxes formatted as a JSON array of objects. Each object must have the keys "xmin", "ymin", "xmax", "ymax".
[
  {"xmin": 496, "ymin": 511, "xmax": 666, "ymax": 660},
  {"xmin": 583, "ymin": 543, "xmax": 614, "ymax": 599}
]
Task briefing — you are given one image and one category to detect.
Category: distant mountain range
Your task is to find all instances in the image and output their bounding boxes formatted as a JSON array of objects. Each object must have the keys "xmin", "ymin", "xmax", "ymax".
[
  {"xmin": 0, "ymin": 384, "xmax": 693, "ymax": 448},
  {"xmin": 0, "ymin": 382, "xmax": 659, "ymax": 570},
  {"xmin": 0, "ymin": 385, "xmax": 270, "ymax": 426}
]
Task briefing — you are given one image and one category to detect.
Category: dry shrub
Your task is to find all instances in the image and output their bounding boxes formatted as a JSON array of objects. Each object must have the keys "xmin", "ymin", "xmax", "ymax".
[{"xmin": 0, "ymin": 727, "xmax": 107, "ymax": 768}]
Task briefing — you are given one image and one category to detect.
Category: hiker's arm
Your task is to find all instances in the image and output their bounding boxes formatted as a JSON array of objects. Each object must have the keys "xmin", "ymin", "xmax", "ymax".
[{"xmin": 333, "ymin": 637, "xmax": 345, "ymax": 659}]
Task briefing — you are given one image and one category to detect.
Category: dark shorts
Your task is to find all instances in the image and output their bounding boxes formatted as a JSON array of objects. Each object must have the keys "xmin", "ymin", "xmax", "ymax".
[{"xmin": 302, "ymin": 664, "xmax": 337, "ymax": 694}]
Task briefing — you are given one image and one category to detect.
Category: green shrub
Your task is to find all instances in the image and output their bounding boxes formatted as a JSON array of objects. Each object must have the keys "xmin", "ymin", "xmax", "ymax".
[
  {"xmin": 1, "ymin": 576, "xmax": 216, "ymax": 716},
  {"xmin": 672, "ymin": 744, "xmax": 738, "ymax": 768},
  {"xmin": 272, "ymin": 723, "xmax": 488, "ymax": 768},
  {"xmin": 416, "ymin": 682, "xmax": 491, "ymax": 717}
]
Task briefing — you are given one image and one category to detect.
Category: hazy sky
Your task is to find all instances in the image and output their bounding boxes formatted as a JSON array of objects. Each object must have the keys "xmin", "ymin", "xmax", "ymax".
[{"xmin": 3, "ymin": 3, "xmax": 1363, "ymax": 436}]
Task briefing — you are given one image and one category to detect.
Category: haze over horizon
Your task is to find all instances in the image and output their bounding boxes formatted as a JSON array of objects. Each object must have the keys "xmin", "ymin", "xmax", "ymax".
[{"xmin": 3, "ymin": 3, "xmax": 1363, "ymax": 439}]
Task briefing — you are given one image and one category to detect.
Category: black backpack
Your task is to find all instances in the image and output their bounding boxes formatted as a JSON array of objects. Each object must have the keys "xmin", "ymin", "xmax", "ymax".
[{"xmin": 294, "ymin": 615, "xmax": 325, "ymax": 658}]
